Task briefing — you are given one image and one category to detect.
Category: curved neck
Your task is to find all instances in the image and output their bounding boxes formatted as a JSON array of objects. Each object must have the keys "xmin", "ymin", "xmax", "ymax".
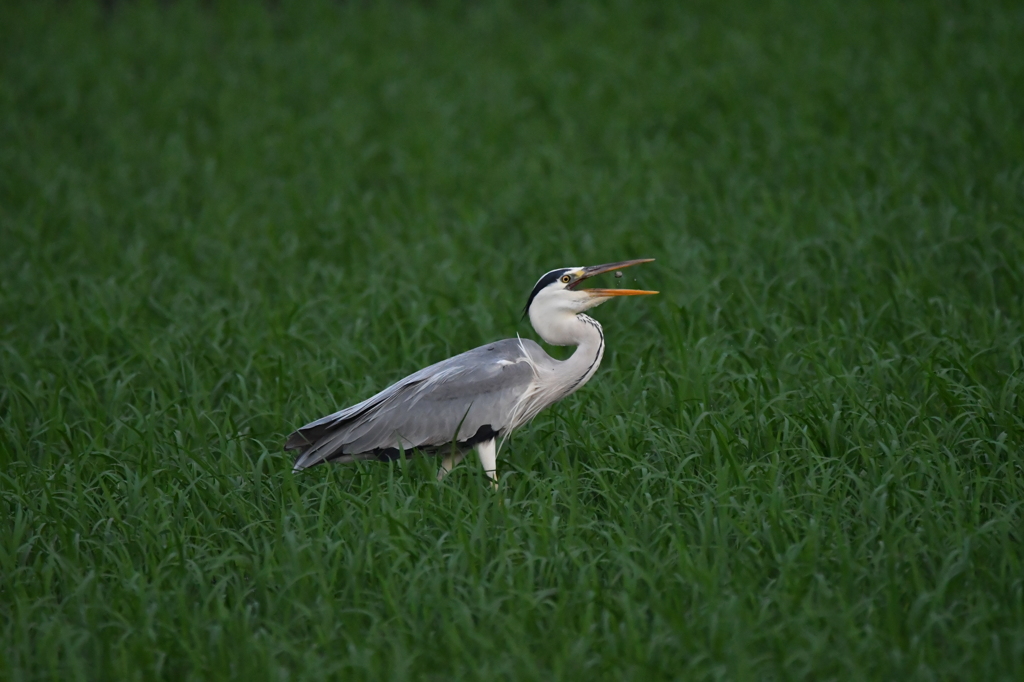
[
  {"xmin": 560, "ymin": 314, "xmax": 605, "ymax": 395},
  {"xmin": 530, "ymin": 312, "xmax": 606, "ymax": 399}
]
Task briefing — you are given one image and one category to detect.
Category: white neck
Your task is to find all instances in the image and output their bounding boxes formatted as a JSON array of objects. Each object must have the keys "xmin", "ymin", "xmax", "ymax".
[{"xmin": 529, "ymin": 309, "xmax": 606, "ymax": 400}]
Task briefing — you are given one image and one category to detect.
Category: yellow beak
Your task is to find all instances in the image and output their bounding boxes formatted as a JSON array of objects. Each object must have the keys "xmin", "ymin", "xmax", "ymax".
[{"xmin": 574, "ymin": 258, "xmax": 658, "ymax": 296}]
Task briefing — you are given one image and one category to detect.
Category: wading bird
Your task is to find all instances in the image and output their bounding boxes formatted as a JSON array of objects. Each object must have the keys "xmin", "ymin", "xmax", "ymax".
[{"xmin": 286, "ymin": 259, "xmax": 657, "ymax": 485}]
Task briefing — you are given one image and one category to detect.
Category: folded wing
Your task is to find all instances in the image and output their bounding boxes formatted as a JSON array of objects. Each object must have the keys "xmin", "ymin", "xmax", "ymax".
[{"xmin": 287, "ymin": 339, "xmax": 541, "ymax": 471}]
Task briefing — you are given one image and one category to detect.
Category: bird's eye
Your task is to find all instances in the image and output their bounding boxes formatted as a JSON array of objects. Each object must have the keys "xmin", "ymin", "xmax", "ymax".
[{"xmin": 560, "ymin": 274, "xmax": 571, "ymax": 284}]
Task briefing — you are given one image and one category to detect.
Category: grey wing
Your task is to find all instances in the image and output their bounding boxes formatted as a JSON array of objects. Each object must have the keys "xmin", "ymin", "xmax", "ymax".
[{"xmin": 287, "ymin": 339, "xmax": 541, "ymax": 471}]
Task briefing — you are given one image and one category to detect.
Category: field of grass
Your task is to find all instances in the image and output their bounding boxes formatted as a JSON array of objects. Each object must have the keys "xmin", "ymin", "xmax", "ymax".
[{"xmin": 2, "ymin": 0, "xmax": 1023, "ymax": 679}]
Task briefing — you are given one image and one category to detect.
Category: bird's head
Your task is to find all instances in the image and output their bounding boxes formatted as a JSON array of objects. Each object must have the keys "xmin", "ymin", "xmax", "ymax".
[{"xmin": 524, "ymin": 258, "xmax": 657, "ymax": 344}]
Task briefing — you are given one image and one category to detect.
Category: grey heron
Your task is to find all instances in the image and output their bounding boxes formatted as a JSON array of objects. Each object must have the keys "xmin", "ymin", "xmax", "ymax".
[{"xmin": 286, "ymin": 258, "xmax": 657, "ymax": 485}]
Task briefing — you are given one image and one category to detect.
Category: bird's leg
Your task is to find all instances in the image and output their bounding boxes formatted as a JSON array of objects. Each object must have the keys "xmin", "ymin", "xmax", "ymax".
[
  {"xmin": 437, "ymin": 450, "xmax": 467, "ymax": 481},
  {"xmin": 476, "ymin": 439, "xmax": 498, "ymax": 490}
]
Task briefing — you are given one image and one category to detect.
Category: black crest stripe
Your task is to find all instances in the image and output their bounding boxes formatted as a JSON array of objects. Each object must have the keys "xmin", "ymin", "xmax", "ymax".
[{"xmin": 523, "ymin": 268, "xmax": 571, "ymax": 318}]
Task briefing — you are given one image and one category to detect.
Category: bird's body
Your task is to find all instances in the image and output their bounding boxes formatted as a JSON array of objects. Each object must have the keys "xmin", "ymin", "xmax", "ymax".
[{"xmin": 286, "ymin": 259, "xmax": 656, "ymax": 484}]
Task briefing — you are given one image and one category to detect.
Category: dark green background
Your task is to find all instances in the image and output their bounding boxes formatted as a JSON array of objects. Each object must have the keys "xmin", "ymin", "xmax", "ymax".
[{"xmin": 2, "ymin": 1, "xmax": 1022, "ymax": 679}]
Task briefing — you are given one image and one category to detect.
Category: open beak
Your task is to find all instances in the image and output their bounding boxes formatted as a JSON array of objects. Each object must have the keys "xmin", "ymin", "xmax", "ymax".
[{"xmin": 573, "ymin": 258, "xmax": 659, "ymax": 297}]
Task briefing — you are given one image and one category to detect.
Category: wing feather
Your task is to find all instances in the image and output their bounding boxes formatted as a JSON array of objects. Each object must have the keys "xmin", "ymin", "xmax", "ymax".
[{"xmin": 288, "ymin": 339, "xmax": 544, "ymax": 471}]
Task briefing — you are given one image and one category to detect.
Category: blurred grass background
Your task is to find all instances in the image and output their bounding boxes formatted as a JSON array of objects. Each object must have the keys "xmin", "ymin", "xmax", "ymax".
[{"xmin": 1, "ymin": 0, "xmax": 1023, "ymax": 679}]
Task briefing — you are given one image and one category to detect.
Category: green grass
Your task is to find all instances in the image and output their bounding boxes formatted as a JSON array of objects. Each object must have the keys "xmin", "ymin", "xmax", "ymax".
[{"xmin": 2, "ymin": 0, "xmax": 1023, "ymax": 679}]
